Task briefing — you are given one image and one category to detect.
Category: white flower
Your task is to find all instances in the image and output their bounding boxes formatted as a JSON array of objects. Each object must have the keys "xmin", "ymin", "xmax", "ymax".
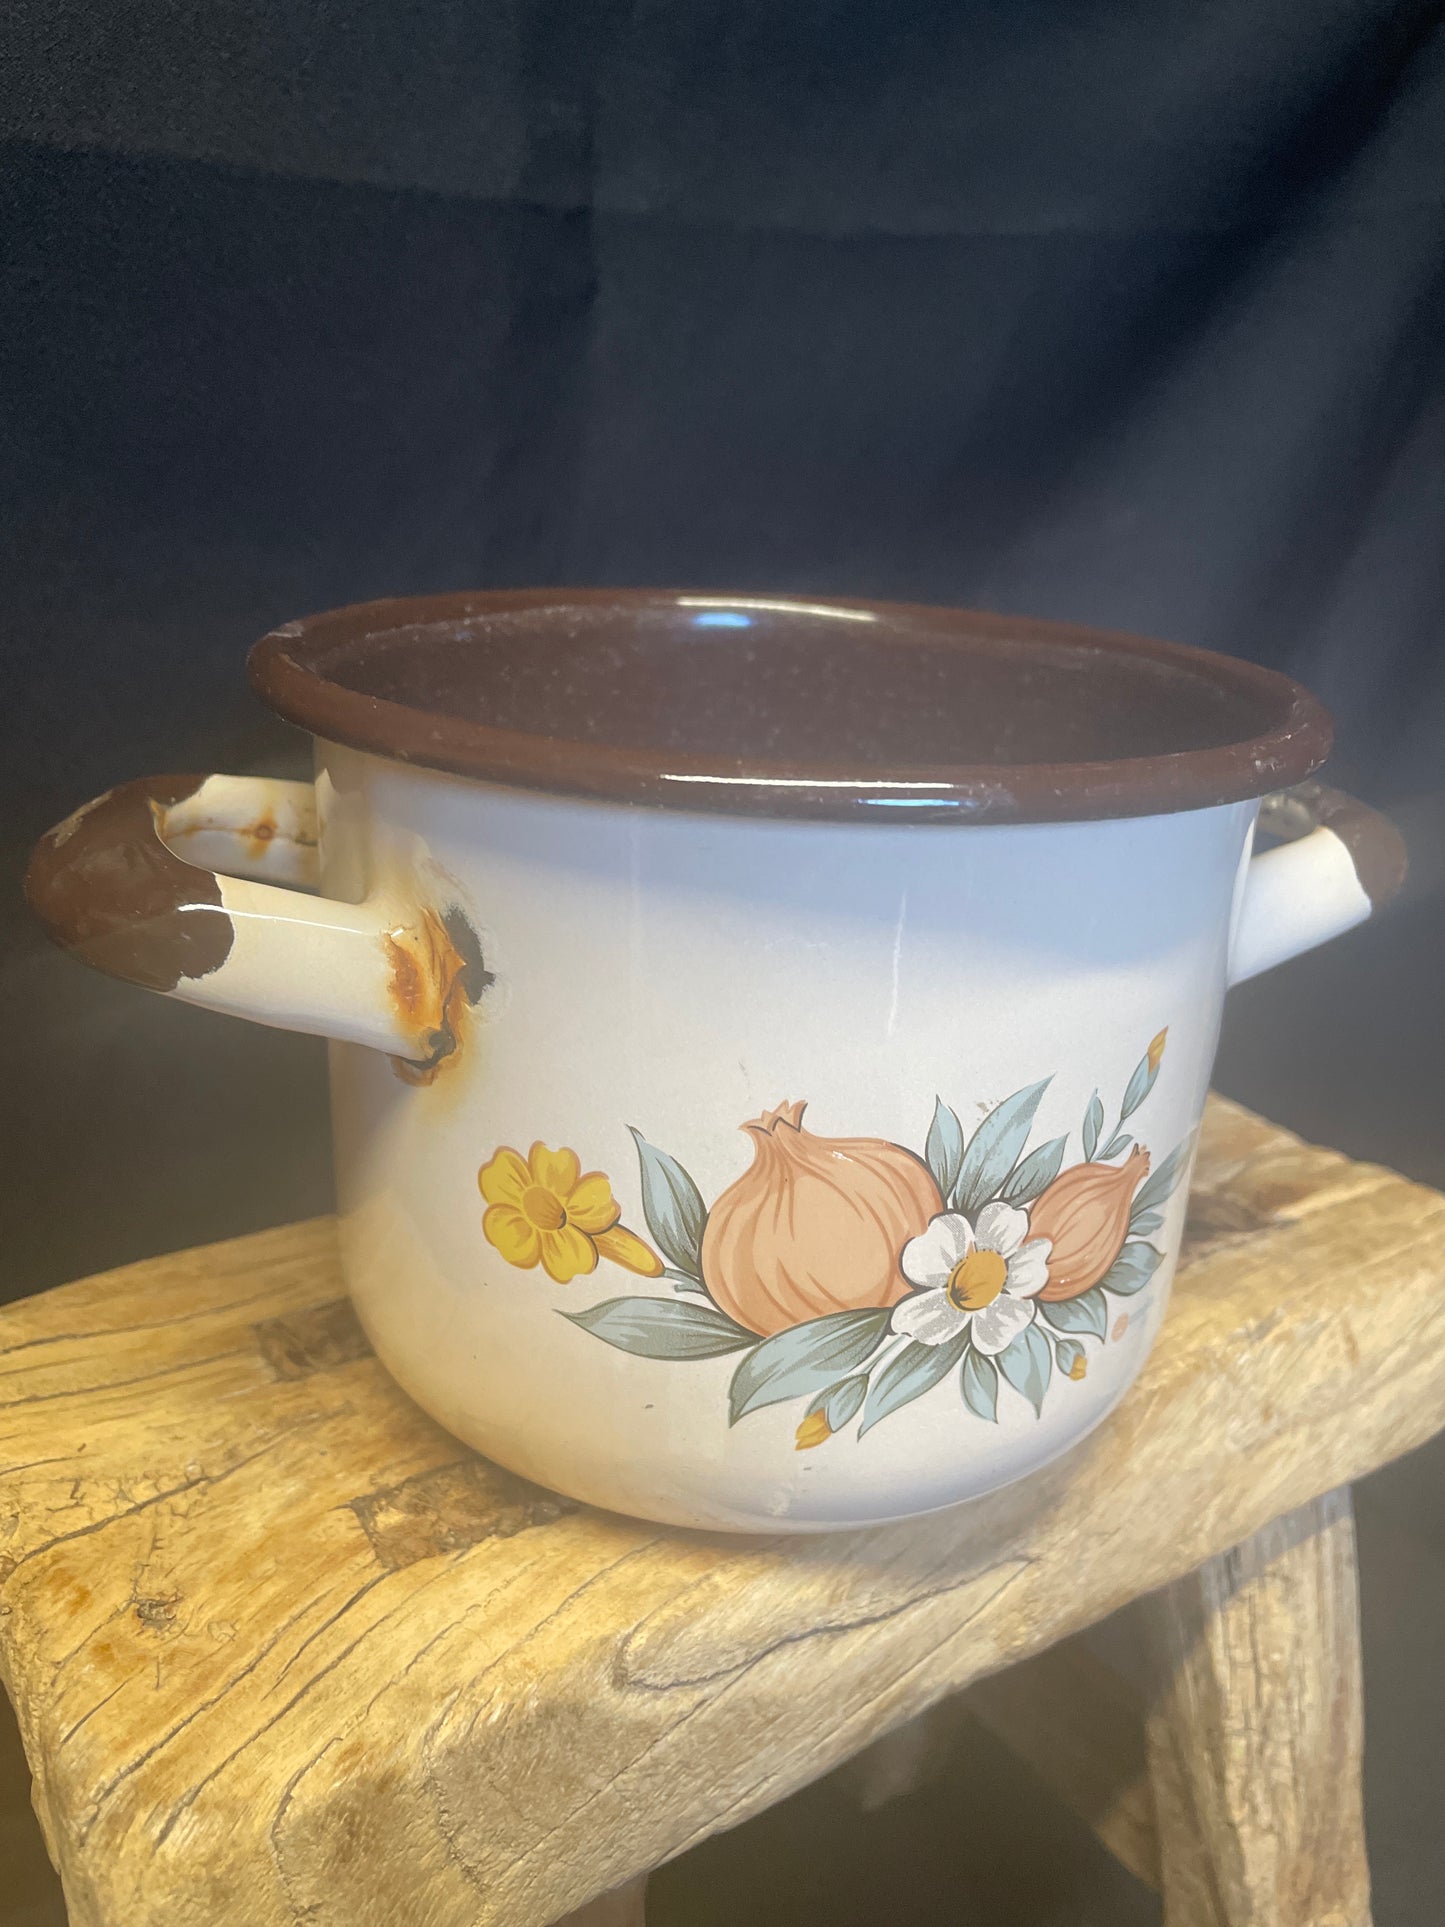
[{"xmin": 891, "ymin": 1201, "xmax": 1052, "ymax": 1355}]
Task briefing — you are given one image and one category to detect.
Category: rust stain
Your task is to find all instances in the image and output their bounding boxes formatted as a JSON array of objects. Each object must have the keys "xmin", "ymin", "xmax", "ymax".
[
  {"xmin": 350, "ymin": 1458, "xmax": 574, "ymax": 1572},
  {"xmin": 253, "ymin": 1298, "xmax": 371, "ymax": 1380},
  {"xmin": 169, "ymin": 810, "xmax": 318, "ymax": 861},
  {"xmin": 385, "ymin": 903, "xmax": 494, "ymax": 1086},
  {"xmin": 385, "ymin": 928, "xmax": 427, "ymax": 1021},
  {"xmin": 243, "ymin": 808, "xmax": 277, "ymax": 862}
]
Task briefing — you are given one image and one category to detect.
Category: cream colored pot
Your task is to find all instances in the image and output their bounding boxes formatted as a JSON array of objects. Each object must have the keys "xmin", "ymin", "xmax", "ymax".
[{"xmin": 28, "ymin": 592, "xmax": 1404, "ymax": 1530}]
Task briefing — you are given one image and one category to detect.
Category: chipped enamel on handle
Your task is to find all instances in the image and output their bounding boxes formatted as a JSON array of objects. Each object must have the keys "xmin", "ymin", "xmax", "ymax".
[
  {"xmin": 1228, "ymin": 781, "xmax": 1407, "ymax": 986},
  {"xmin": 25, "ymin": 774, "xmax": 486, "ymax": 1072}
]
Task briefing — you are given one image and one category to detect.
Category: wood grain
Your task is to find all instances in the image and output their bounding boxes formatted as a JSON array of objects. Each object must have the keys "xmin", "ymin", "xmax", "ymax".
[
  {"xmin": 1143, "ymin": 1487, "xmax": 1371, "ymax": 1926},
  {"xmin": 1, "ymin": 1096, "xmax": 1441, "ymax": 1927}
]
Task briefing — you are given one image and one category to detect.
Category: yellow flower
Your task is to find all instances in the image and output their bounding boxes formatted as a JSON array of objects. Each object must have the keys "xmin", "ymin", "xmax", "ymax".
[
  {"xmin": 795, "ymin": 1409, "xmax": 833, "ymax": 1451},
  {"xmin": 479, "ymin": 1142, "xmax": 663, "ymax": 1284},
  {"xmin": 1147, "ymin": 1027, "xmax": 1168, "ymax": 1074}
]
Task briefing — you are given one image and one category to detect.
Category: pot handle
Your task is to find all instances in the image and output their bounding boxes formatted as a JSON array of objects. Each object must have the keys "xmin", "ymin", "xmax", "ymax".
[
  {"xmin": 25, "ymin": 774, "xmax": 489, "ymax": 1073},
  {"xmin": 1228, "ymin": 780, "xmax": 1407, "ymax": 985}
]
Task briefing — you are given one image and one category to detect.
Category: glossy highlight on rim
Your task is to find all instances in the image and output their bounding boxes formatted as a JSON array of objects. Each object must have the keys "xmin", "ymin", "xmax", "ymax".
[{"xmin": 248, "ymin": 589, "xmax": 1333, "ymax": 825}]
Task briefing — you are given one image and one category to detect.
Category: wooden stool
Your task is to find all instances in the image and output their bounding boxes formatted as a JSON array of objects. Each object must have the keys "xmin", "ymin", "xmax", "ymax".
[{"xmin": 3, "ymin": 1096, "xmax": 1442, "ymax": 1927}]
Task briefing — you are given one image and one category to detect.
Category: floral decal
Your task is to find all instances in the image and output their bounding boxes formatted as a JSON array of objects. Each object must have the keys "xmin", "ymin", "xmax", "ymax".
[
  {"xmin": 479, "ymin": 1142, "xmax": 663, "ymax": 1284},
  {"xmin": 476, "ymin": 1030, "xmax": 1190, "ymax": 1445},
  {"xmin": 892, "ymin": 1202, "xmax": 1051, "ymax": 1354}
]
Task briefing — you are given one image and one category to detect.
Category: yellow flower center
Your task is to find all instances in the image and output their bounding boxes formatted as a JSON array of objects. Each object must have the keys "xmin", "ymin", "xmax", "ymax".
[
  {"xmin": 521, "ymin": 1185, "xmax": 568, "ymax": 1232},
  {"xmin": 946, "ymin": 1248, "xmax": 1007, "ymax": 1312}
]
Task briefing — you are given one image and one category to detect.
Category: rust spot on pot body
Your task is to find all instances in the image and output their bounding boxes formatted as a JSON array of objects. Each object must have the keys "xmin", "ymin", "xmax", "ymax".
[{"xmin": 385, "ymin": 904, "xmax": 493, "ymax": 1084}]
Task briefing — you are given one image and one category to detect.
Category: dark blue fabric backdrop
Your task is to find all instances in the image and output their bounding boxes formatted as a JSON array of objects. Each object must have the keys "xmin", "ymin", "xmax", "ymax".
[{"xmin": 3, "ymin": 0, "xmax": 1443, "ymax": 1293}]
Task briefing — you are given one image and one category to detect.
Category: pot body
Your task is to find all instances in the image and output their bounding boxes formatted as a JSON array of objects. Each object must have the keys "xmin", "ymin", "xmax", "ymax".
[{"xmin": 322, "ymin": 741, "xmax": 1250, "ymax": 1531}]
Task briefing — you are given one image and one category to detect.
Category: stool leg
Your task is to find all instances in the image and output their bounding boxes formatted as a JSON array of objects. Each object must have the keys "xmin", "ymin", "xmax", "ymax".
[
  {"xmin": 1141, "ymin": 1486, "xmax": 1371, "ymax": 1927},
  {"xmin": 553, "ymin": 1873, "xmax": 649, "ymax": 1925}
]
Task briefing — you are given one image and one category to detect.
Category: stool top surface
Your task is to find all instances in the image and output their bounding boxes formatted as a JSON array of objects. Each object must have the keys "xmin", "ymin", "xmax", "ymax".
[{"xmin": 3, "ymin": 1096, "xmax": 1443, "ymax": 1927}]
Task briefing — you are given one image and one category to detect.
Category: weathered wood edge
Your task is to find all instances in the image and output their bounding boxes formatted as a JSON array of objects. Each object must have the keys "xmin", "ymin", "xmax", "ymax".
[
  {"xmin": 1143, "ymin": 1486, "xmax": 1372, "ymax": 1926},
  {"xmin": 858, "ymin": 1492, "xmax": 1373, "ymax": 1922}
]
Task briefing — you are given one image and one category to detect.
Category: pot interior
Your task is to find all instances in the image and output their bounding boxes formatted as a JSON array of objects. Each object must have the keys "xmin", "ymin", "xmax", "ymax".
[{"xmin": 250, "ymin": 590, "xmax": 1332, "ymax": 822}]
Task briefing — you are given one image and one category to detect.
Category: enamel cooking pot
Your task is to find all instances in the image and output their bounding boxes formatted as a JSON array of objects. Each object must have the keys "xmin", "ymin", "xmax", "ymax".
[{"xmin": 27, "ymin": 592, "xmax": 1405, "ymax": 1531}]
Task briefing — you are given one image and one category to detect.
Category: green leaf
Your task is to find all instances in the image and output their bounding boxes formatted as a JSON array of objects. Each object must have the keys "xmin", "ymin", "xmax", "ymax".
[
  {"xmin": 924, "ymin": 1097, "xmax": 966, "ymax": 1201},
  {"xmin": 1128, "ymin": 1208, "xmax": 1164, "ymax": 1237},
  {"xmin": 728, "ymin": 1308, "xmax": 892, "ymax": 1425},
  {"xmin": 808, "ymin": 1374, "xmax": 869, "ymax": 1434},
  {"xmin": 1054, "ymin": 1337, "xmax": 1086, "ymax": 1379},
  {"xmin": 1082, "ymin": 1091, "xmax": 1103, "ymax": 1162},
  {"xmin": 1099, "ymin": 1242, "xmax": 1163, "ymax": 1298},
  {"xmin": 628, "ymin": 1127, "xmax": 707, "ymax": 1280},
  {"xmin": 1038, "ymin": 1287, "xmax": 1108, "ymax": 1339},
  {"xmin": 1000, "ymin": 1134, "xmax": 1066, "ymax": 1206},
  {"xmin": 1099, "ymin": 1131, "xmax": 1132, "ymax": 1160},
  {"xmin": 960, "ymin": 1347, "xmax": 999, "ymax": 1422},
  {"xmin": 954, "ymin": 1078, "xmax": 1051, "ymax": 1217},
  {"xmin": 1119, "ymin": 1048, "xmax": 1159, "ymax": 1122},
  {"xmin": 563, "ymin": 1297, "xmax": 756, "ymax": 1361},
  {"xmin": 1131, "ymin": 1135, "xmax": 1194, "ymax": 1217},
  {"xmin": 996, "ymin": 1322, "xmax": 1052, "ymax": 1416},
  {"xmin": 858, "ymin": 1333, "xmax": 969, "ymax": 1438}
]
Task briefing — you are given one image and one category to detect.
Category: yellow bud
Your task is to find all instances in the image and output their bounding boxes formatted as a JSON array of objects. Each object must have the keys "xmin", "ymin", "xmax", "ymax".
[
  {"xmin": 1067, "ymin": 1352, "xmax": 1088, "ymax": 1380},
  {"xmin": 795, "ymin": 1409, "xmax": 833, "ymax": 1451},
  {"xmin": 1147, "ymin": 1027, "xmax": 1168, "ymax": 1074}
]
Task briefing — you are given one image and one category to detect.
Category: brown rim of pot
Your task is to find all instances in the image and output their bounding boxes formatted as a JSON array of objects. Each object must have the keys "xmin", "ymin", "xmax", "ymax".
[{"xmin": 248, "ymin": 589, "xmax": 1334, "ymax": 825}]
